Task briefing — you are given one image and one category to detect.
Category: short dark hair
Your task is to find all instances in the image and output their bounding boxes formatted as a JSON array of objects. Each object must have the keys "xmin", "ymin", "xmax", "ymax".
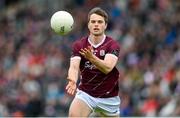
[{"xmin": 88, "ymin": 7, "xmax": 108, "ymax": 24}]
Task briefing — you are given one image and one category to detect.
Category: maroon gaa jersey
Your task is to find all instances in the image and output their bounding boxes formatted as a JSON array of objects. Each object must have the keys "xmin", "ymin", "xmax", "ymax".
[{"xmin": 71, "ymin": 35, "xmax": 120, "ymax": 98}]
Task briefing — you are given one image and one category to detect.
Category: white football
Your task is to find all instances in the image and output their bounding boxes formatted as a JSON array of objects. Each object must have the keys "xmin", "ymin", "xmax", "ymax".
[{"xmin": 50, "ymin": 11, "xmax": 74, "ymax": 35}]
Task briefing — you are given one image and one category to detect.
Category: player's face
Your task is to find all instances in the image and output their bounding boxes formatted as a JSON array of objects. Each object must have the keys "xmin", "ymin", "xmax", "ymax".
[{"xmin": 88, "ymin": 14, "xmax": 107, "ymax": 36}]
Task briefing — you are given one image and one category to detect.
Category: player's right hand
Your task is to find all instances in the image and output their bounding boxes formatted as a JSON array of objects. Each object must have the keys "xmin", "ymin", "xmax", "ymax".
[{"xmin": 66, "ymin": 79, "xmax": 77, "ymax": 96}]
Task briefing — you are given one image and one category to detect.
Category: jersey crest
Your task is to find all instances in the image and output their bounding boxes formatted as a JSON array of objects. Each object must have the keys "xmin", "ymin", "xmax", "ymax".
[{"xmin": 100, "ymin": 50, "xmax": 105, "ymax": 56}]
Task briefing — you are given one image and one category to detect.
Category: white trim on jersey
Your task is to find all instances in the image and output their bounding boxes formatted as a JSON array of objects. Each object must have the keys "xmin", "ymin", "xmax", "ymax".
[
  {"xmin": 88, "ymin": 35, "xmax": 106, "ymax": 48},
  {"xmin": 71, "ymin": 56, "xmax": 81, "ymax": 60},
  {"xmin": 105, "ymin": 53, "xmax": 118, "ymax": 60}
]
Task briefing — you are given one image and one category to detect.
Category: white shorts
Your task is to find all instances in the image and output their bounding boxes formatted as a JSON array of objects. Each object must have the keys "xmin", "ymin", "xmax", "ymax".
[{"xmin": 75, "ymin": 89, "xmax": 121, "ymax": 116}]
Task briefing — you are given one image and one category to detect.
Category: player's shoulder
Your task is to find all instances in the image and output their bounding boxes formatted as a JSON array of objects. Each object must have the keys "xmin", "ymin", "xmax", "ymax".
[{"xmin": 72, "ymin": 36, "xmax": 88, "ymax": 49}]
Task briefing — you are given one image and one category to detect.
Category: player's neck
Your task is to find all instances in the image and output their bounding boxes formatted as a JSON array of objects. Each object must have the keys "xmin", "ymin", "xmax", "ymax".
[{"xmin": 89, "ymin": 34, "xmax": 105, "ymax": 45}]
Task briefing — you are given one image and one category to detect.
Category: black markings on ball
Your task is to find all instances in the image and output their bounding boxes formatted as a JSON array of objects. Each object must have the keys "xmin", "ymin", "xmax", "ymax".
[{"xmin": 60, "ymin": 26, "xmax": 65, "ymax": 32}]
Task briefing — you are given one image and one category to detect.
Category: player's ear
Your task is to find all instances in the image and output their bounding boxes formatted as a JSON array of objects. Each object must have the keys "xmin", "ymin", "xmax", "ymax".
[
  {"xmin": 104, "ymin": 23, "xmax": 107, "ymax": 30},
  {"xmin": 88, "ymin": 22, "xmax": 90, "ymax": 30}
]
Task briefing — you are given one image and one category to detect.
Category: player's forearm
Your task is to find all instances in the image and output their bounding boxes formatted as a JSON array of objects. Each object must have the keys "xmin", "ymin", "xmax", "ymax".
[
  {"xmin": 89, "ymin": 55, "xmax": 113, "ymax": 74},
  {"xmin": 67, "ymin": 67, "xmax": 79, "ymax": 83},
  {"xmin": 67, "ymin": 57, "xmax": 81, "ymax": 83}
]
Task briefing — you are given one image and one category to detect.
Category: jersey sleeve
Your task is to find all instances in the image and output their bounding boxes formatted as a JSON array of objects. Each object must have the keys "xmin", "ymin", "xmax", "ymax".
[
  {"xmin": 71, "ymin": 41, "xmax": 81, "ymax": 58},
  {"xmin": 107, "ymin": 41, "xmax": 120, "ymax": 57}
]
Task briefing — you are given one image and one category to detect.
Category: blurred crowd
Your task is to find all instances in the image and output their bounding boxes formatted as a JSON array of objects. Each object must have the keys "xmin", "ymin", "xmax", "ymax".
[{"xmin": 0, "ymin": 0, "xmax": 179, "ymax": 117}]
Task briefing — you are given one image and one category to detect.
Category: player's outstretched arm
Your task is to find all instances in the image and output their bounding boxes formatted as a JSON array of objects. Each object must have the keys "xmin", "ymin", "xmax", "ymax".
[
  {"xmin": 79, "ymin": 46, "xmax": 118, "ymax": 74},
  {"xmin": 66, "ymin": 57, "xmax": 81, "ymax": 95}
]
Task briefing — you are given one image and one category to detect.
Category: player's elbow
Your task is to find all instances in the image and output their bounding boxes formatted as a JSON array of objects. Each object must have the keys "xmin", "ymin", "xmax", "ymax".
[{"xmin": 103, "ymin": 67, "xmax": 113, "ymax": 74}]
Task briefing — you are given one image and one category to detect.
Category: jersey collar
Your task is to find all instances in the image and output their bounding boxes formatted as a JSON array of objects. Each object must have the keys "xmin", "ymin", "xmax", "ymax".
[{"xmin": 88, "ymin": 35, "xmax": 106, "ymax": 48}]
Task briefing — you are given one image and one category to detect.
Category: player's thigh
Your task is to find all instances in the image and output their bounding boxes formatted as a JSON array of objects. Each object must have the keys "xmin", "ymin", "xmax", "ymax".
[
  {"xmin": 69, "ymin": 98, "xmax": 92, "ymax": 117},
  {"xmin": 89, "ymin": 111, "xmax": 105, "ymax": 117},
  {"xmin": 90, "ymin": 111, "xmax": 119, "ymax": 118},
  {"xmin": 99, "ymin": 112, "xmax": 119, "ymax": 118}
]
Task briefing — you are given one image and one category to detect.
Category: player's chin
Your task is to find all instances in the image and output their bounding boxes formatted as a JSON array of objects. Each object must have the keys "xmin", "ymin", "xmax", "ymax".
[{"xmin": 93, "ymin": 32, "xmax": 103, "ymax": 36}]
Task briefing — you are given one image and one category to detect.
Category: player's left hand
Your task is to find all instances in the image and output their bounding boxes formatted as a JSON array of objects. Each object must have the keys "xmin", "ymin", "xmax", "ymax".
[
  {"xmin": 66, "ymin": 79, "xmax": 77, "ymax": 96},
  {"xmin": 79, "ymin": 46, "xmax": 94, "ymax": 59}
]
